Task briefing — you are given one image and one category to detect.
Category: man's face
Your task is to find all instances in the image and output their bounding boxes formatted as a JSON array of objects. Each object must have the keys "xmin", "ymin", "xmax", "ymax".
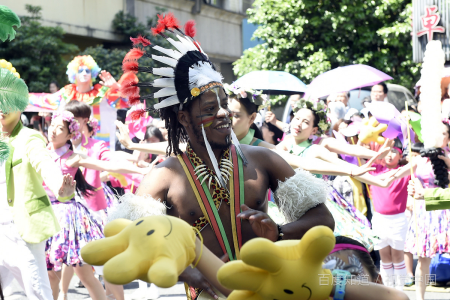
[
  {"xmin": 76, "ymin": 66, "xmax": 92, "ymax": 83},
  {"xmin": 370, "ymin": 85, "xmax": 386, "ymax": 102},
  {"xmin": 182, "ymin": 88, "xmax": 232, "ymax": 150},
  {"xmin": 335, "ymin": 92, "xmax": 349, "ymax": 106},
  {"xmin": 157, "ymin": 120, "xmax": 168, "ymax": 141},
  {"xmin": 289, "ymin": 94, "xmax": 301, "ymax": 110}
]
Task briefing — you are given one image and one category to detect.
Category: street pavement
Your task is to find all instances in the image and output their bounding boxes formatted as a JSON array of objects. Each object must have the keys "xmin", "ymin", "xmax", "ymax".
[{"xmin": 5, "ymin": 275, "xmax": 450, "ymax": 300}]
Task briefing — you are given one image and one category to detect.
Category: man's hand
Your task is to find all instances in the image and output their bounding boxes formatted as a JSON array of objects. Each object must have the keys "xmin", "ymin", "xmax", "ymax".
[
  {"xmin": 115, "ymin": 120, "xmax": 135, "ymax": 150},
  {"xmin": 408, "ymin": 178, "xmax": 425, "ymax": 200},
  {"xmin": 179, "ymin": 267, "xmax": 219, "ymax": 299},
  {"xmin": 99, "ymin": 70, "xmax": 120, "ymax": 90},
  {"xmin": 58, "ymin": 174, "xmax": 76, "ymax": 198},
  {"xmin": 264, "ymin": 111, "xmax": 277, "ymax": 125},
  {"xmin": 237, "ymin": 204, "xmax": 278, "ymax": 242}
]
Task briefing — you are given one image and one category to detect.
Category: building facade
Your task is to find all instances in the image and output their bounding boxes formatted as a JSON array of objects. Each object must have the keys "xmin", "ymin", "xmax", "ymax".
[
  {"xmin": 4, "ymin": 0, "xmax": 252, "ymax": 83},
  {"xmin": 413, "ymin": 0, "xmax": 450, "ymax": 63}
]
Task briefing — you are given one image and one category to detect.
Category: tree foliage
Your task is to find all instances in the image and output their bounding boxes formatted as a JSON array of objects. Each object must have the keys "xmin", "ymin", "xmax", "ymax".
[
  {"xmin": 0, "ymin": 5, "xmax": 79, "ymax": 92},
  {"xmin": 235, "ymin": 0, "xmax": 418, "ymax": 90}
]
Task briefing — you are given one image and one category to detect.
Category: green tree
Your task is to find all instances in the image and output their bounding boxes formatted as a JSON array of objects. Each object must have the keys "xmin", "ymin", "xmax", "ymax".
[
  {"xmin": 0, "ymin": 5, "xmax": 79, "ymax": 92},
  {"xmin": 235, "ymin": 0, "xmax": 418, "ymax": 91}
]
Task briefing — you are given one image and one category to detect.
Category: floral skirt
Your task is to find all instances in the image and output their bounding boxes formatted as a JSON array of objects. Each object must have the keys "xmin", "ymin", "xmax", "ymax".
[
  {"xmin": 45, "ymin": 198, "xmax": 104, "ymax": 271},
  {"xmin": 103, "ymin": 182, "xmax": 118, "ymax": 210},
  {"xmin": 404, "ymin": 201, "xmax": 450, "ymax": 257}
]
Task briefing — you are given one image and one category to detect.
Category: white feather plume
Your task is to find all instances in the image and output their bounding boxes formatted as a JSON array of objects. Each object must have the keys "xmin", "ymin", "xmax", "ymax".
[
  {"xmin": 152, "ymin": 55, "xmax": 178, "ymax": 68},
  {"xmin": 419, "ymin": 41, "xmax": 445, "ymax": 148},
  {"xmin": 153, "ymin": 95, "xmax": 180, "ymax": 109},
  {"xmin": 188, "ymin": 62, "xmax": 223, "ymax": 90},
  {"xmin": 176, "ymin": 34, "xmax": 198, "ymax": 51},
  {"xmin": 153, "ymin": 78, "xmax": 175, "ymax": 88},
  {"xmin": 153, "ymin": 67, "xmax": 175, "ymax": 77},
  {"xmin": 274, "ymin": 168, "xmax": 328, "ymax": 223},
  {"xmin": 107, "ymin": 193, "xmax": 167, "ymax": 222},
  {"xmin": 154, "ymin": 87, "xmax": 177, "ymax": 98},
  {"xmin": 153, "ymin": 45, "xmax": 182, "ymax": 60},
  {"xmin": 167, "ymin": 37, "xmax": 189, "ymax": 54}
]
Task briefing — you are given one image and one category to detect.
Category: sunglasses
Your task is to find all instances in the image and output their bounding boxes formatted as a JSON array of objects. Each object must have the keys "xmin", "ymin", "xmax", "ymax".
[{"xmin": 78, "ymin": 67, "xmax": 91, "ymax": 74}]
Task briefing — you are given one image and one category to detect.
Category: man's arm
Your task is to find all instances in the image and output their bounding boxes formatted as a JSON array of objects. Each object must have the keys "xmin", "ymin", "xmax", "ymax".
[{"xmin": 261, "ymin": 147, "xmax": 335, "ymax": 239}]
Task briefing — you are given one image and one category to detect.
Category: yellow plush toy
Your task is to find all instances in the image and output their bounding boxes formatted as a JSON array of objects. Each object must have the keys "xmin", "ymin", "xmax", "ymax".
[
  {"xmin": 80, "ymin": 215, "xmax": 197, "ymax": 288},
  {"xmin": 358, "ymin": 117, "xmax": 387, "ymax": 145},
  {"xmin": 217, "ymin": 226, "xmax": 335, "ymax": 300}
]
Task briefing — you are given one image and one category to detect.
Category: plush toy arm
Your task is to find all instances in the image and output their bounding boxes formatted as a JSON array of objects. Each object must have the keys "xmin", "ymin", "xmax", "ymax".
[
  {"xmin": 227, "ymin": 290, "xmax": 263, "ymax": 300},
  {"xmin": 274, "ymin": 169, "xmax": 328, "ymax": 223},
  {"xmin": 80, "ymin": 232, "xmax": 128, "ymax": 266},
  {"xmin": 217, "ymin": 261, "xmax": 267, "ymax": 291},
  {"xmin": 239, "ymin": 238, "xmax": 282, "ymax": 273},
  {"xmin": 148, "ymin": 257, "xmax": 179, "ymax": 288}
]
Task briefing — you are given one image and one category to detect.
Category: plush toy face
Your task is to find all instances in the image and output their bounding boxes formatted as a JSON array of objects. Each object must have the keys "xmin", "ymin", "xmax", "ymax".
[
  {"xmin": 80, "ymin": 215, "xmax": 196, "ymax": 288},
  {"xmin": 358, "ymin": 117, "xmax": 387, "ymax": 145},
  {"xmin": 217, "ymin": 226, "xmax": 335, "ymax": 300}
]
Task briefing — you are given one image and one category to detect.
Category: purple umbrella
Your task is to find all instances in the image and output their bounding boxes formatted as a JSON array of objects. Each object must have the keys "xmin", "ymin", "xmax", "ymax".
[
  {"xmin": 368, "ymin": 102, "xmax": 415, "ymax": 146},
  {"xmin": 305, "ymin": 64, "xmax": 393, "ymax": 99},
  {"xmin": 333, "ymin": 130, "xmax": 359, "ymax": 166}
]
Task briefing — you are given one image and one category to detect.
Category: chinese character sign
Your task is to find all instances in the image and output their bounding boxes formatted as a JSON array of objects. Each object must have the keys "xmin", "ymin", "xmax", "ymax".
[{"xmin": 417, "ymin": 5, "xmax": 445, "ymax": 42}]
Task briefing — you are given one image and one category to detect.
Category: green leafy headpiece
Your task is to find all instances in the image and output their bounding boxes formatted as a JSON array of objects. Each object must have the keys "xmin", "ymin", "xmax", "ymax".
[
  {"xmin": 0, "ymin": 68, "xmax": 29, "ymax": 113},
  {"xmin": 0, "ymin": 5, "xmax": 21, "ymax": 42},
  {"xmin": 293, "ymin": 98, "xmax": 330, "ymax": 135}
]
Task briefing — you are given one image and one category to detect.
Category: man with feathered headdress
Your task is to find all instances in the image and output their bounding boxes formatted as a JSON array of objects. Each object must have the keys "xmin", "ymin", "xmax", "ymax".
[
  {"xmin": 114, "ymin": 14, "xmax": 334, "ymax": 300},
  {"xmin": 0, "ymin": 6, "xmax": 75, "ymax": 300}
]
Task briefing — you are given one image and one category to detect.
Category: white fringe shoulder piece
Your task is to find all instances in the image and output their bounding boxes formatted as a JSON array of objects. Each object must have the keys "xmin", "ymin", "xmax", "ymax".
[
  {"xmin": 274, "ymin": 168, "xmax": 328, "ymax": 223},
  {"xmin": 107, "ymin": 193, "xmax": 167, "ymax": 223}
]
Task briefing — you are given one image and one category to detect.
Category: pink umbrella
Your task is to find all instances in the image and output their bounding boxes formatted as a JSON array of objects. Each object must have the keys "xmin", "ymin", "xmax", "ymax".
[{"xmin": 305, "ymin": 64, "xmax": 393, "ymax": 99}]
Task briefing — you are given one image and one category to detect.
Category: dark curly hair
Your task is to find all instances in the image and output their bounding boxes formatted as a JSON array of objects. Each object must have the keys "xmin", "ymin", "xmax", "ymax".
[{"xmin": 158, "ymin": 99, "xmax": 194, "ymax": 156}]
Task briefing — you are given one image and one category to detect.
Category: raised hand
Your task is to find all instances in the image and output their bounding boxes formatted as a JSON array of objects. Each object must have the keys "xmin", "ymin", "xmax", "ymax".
[
  {"xmin": 115, "ymin": 120, "xmax": 135, "ymax": 150},
  {"xmin": 408, "ymin": 178, "xmax": 425, "ymax": 200},
  {"xmin": 237, "ymin": 204, "xmax": 278, "ymax": 242},
  {"xmin": 264, "ymin": 111, "xmax": 277, "ymax": 125},
  {"xmin": 99, "ymin": 70, "xmax": 120, "ymax": 90},
  {"xmin": 58, "ymin": 174, "xmax": 76, "ymax": 198}
]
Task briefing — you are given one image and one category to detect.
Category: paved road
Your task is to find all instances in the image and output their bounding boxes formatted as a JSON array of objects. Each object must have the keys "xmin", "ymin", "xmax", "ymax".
[{"xmin": 5, "ymin": 275, "xmax": 450, "ymax": 300}]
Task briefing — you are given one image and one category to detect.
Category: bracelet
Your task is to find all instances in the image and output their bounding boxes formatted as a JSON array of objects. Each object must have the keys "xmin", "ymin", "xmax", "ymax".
[{"xmin": 277, "ymin": 224, "xmax": 284, "ymax": 241}]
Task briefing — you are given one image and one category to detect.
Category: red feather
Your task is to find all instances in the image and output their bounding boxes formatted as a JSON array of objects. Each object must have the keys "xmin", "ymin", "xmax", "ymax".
[
  {"xmin": 164, "ymin": 12, "xmax": 180, "ymax": 29},
  {"xmin": 129, "ymin": 95, "xmax": 141, "ymax": 106},
  {"xmin": 119, "ymin": 72, "xmax": 139, "ymax": 97},
  {"xmin": 184, "ymin": 20, "xmax": 196, "ymax": 38},
  {"xmin": 151, "ymin": 23, "xmax": 166, "ymax": 36},
  {"xmin": 123, "ymin": 48, "xmax": 145, "ymax": 62},
  {"xmin": 122, "ymin": 60, "xmax": 139, "ymax": 73},
  {"xmin": 157, "ymin": 14, "xmax": 165, "ymax": 26},
  {"xmin": 130, "ymin": 109, "xmax": 147, "ymax": 121},
  {"xmin": 130, "ymin": 35, "xmax": 151, "ymax": 47}
]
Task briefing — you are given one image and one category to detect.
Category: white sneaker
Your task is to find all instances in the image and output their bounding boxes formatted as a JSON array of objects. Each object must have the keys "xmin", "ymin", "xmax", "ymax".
[{"xmin": 129, "ymin": 289, "xmax": 147, "ymax": 300}]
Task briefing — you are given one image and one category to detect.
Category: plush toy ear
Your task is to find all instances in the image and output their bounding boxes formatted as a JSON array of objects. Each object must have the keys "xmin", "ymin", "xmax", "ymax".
[
  {"xmin": 104, "ymin": 219, "xmax": 133, "ymax": 237},
  {"xmin": 297, "ymin": 226, "xmax": 335, "ymax": 264},
  {"xmin": 227, "ymin": 290, "xmax": 263, "ymax": 300},
  {"xmin": 102, "ymin": 247, "xmax": 150, "ymax": 285},
  {"xmin": 217, "ymin": 261, "xmax": 268, "ymax": 291},
  {"xmin": 80, "ymin": 235, "xmax": 128, "ymax": 266},
  {"xmin": 147, "ymin": 257, "xmax": 179, "ymax": 288},
  {"xmin": 240, "ymin": 238, "xmax": 282, "ymax": 273}
]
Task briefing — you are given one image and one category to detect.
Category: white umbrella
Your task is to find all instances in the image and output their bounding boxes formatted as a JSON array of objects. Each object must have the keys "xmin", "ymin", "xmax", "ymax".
[{"xmin": 233, "ymin": 71, "xmax": 306, "ymax": 95}]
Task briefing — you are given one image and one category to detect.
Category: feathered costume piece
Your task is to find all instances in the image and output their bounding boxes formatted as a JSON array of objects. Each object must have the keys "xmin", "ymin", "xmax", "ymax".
[
  {"xmin": 0, "ymin": 5, "xmax": 20, "ymax": 42},
  {"xmin": 121, "ymin": 13, "xmax": 247, "ymax": 189},
  {"xmin": 419, "ymin": 41, "xmax": 449, "ymax": 188}
]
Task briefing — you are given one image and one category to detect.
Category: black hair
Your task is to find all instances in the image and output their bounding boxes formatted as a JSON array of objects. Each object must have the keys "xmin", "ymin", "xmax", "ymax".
[
  {"xmin": 144, "ymin": 125, "xmax": 164, "ymax": 142},
  {"xmin": 66, "ymin": 140, "xmax": 96, "ymax": 198},
  {"xmin": 393, "ymin": 138, "xmax": 403, "ymax": 152},
  {"xmin": 159, "ymin": 99, "xmax": 192, "ymax": 156},
  {"xmin": 65, "ymin": 100, "xmax": 94, "ymax": 132},
  {"xmin": 0, "ymin": 281, "xmax": 3, "ymax": 300},
  {"xmin": 228, "ymin": 95, "xmax": 264, "ymax": 141},
  {"xmin": 374, "ymin": 82, "xmax": 388, "ymax": 94},
  {"xmin": 443, "ymin": 122, "xmax": 450, "ymax": 137},
  {"xmin": 411, "ymin": 142, "xmax": 424, "ymax": 154},
  {"xmin": 49, "ymin": 81, "xmax": 59, "ymax": 89},
  {"xmin": 263, "ymin": 121, "xmax": 283, "ymax": 145},
  {"xmin": 299, "ymin": 107, "xmax": 320, "ymax": 128},
  {"xmin": 335, "ymin": 236, "xmax": 379, "ymax": 282}
]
